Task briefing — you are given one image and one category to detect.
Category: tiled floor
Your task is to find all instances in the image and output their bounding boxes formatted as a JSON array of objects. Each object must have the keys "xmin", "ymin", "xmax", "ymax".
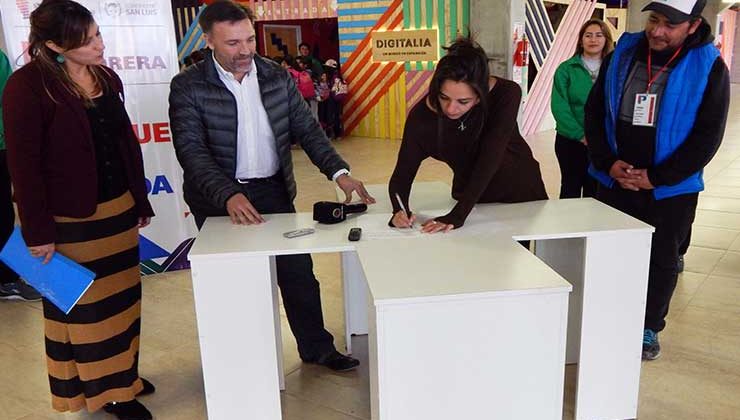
[{"xmin": 1, "ymin": 85, "xmax": 738, "ymax": 419}]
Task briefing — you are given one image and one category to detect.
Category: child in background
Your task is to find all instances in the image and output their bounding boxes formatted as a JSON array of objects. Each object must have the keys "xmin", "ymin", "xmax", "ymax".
[
  {"xmin": 323, "ymin": 59, "xmax": 347, "ymax": 140},
  {"xmin": 317, "ymin": 72, "xmax": 332, "ymax": 137},
  {"xmin": 293, "ymin": 56, "xmax": 319, "ymax": 120},
  {"xmin": 274, "ymin": 54, "xmax": 292, "ymax": 70},
  {"xmin": 318, "ymin": 72, "xmax": 331, "ymax": 102}
]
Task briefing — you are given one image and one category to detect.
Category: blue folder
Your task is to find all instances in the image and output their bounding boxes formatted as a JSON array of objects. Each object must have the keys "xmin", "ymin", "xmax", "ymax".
[{"xmin": 0, "ymin": 226, "xmax": 95, "ymax": 314}]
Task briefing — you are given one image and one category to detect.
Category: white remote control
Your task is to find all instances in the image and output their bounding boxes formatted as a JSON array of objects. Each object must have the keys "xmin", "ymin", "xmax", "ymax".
[{"xmin": 283, "ymin": 228, "xmax": 316, "ymax": 239}]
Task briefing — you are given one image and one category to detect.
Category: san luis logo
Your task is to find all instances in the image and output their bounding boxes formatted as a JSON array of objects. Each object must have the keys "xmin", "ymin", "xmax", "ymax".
[
  {"xmin": 100, "ymin": 1, "xmax": 122, "ymax": 17},
  {"xmin": 99, "ymin": 0, "xmax": 158, "ymax": 17}
]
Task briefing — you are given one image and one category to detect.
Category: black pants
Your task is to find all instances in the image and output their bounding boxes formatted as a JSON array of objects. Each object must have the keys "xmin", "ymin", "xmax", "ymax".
[
  {"xmin": 597, "ymin": 186, "xmax": 697, "ymax": 332},
  {"xmin": 554, "ymin": 134, "xmax": 596, "ymax": 199},
  {"xmin": 0, "ymin": 150, "xmax": 18, "ymax": 284},
  {"xmin": 194, "ymin": 176, "xmax": 335, "ymax": 360},
  {"xmin": 318, "ymin": 98, "xmax": 342, "ymax": 139},
  {"xmin": 679, "ymin": 228, "xmax": 691, "ymax": 255}
]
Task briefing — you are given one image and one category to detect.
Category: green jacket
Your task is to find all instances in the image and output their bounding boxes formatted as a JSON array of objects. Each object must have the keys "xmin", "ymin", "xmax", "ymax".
[
  {"xmin": 0, "ymin": 50, "xmax": 12, "ymax": 150},
  {"xmin": 551, "ymin": 55, "xmax": 595, "ymax": 141}
]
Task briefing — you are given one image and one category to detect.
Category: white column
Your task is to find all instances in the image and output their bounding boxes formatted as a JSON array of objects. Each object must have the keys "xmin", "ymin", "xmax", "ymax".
[
  {"xmin": 470, "ymin": 0, "xmax": 526, "ymax": 79},
  {"xmin": 342, "ymin": 251, "xmax": 369, "ymax": 351},
  {"xmin": 575, "ymin": 232, "xmax": 652, "ymax": 420},
  {"xmin": 190, "ymin": 256, "xmax": 282, "ymax": 420},
  {"xmin": 535, "ymin": 237, "xmax": 587, "ymax": 364}
]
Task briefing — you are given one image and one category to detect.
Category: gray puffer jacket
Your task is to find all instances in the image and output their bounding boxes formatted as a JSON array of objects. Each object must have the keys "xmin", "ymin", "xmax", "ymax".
[{"xmin": 168, "ymin": 51, "xmax": 348, "ymax": 216}]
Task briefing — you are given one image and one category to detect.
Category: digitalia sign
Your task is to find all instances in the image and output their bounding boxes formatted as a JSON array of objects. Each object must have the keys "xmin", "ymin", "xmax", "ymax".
[{"xmin": 371, "ymin": 29, "xmax": 439, "ymax": 62}]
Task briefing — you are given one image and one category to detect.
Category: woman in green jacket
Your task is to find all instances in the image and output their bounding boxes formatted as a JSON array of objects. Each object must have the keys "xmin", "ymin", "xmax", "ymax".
[{"xmin": 551, "ymin": 19, "xmax": 613, "ymax": 198}]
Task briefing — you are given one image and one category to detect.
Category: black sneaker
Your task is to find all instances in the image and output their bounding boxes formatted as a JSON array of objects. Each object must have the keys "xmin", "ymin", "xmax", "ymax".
[
  {"xmin": 642, "ymin": 329, "xmax": 661, "ymax": 361},
  {"xmin": 0, "ymin": 280, "xmax": 42, "ymax": 301},
  {"xmin": 103, "ymin": 399, "xmax": 152, "ymax": 420},
  {"xmin": 304, "ymin": 350, "xmax": 360, "ymax": 372},
  {"xmin": 677, "ymin": 255, "xmax": 685, "ymax": 273}
]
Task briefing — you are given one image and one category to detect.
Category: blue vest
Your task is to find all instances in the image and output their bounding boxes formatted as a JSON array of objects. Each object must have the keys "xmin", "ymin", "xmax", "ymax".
[{"xmin": 589, "ymin": 31, "xmax": 719, "ymax": 200}]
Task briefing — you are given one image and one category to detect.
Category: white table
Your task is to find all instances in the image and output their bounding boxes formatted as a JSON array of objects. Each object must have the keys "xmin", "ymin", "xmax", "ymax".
[
  {"xmin": 342, "ymin": 183, "xmax": 654, "ymax": 419},
  {"xmin": 338, "ymin": 181, "xmax": 456, "ymax": 348},
  {"xmin": 473, "ymin": 199, "xmax": 653, "ymax": 420},
  {"xmin": 189, "ymin": 186, "xmax": 653, "ymax": 420}
]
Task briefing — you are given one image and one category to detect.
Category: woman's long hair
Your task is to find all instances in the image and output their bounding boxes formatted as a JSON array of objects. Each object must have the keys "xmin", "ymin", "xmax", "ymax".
[
  {"xmin": 574, "ymin": 19, "xmax": 614, "ymax": 58},
  {"xmin": 427, "ymin": 37, "xmax": 490, "ymax": 152},
  {"xmin": 28, "ymin": 0, "xmax": 109, "ymax": 103}
]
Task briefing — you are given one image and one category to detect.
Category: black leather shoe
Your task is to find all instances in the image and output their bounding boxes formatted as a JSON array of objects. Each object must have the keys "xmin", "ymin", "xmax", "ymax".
[
  {"xmin": 136, "ymin": 378, "xmax": 155, "ymax": 396},
  {"xmin": 306, "ymin": 350, "xmax": 360, "ymax": 372},
  {"xmin": 103, "ymin": 399, "xmax": 152, "ymax": 420}
]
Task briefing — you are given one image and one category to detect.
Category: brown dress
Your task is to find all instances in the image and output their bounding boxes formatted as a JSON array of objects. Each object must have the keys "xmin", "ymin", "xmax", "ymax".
[
  {"xmin": 389, "ymin": 78, "xmax": 547, "ymax": 228},
  {"xmin": 43, "ymin": 94, "xmax": 144, "ymax": 412}
]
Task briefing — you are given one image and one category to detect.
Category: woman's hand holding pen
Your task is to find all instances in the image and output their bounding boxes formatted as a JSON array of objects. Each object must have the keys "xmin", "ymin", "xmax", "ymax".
[{"xmin": 391, "ymin": 210, "xmax": 416, "ymax": 228}]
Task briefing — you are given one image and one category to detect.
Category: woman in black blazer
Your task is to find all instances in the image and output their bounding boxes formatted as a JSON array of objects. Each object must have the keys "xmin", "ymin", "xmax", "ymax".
[{"xmin": 3, "ymin": 1, "xmax": 155, "ymax": 419}]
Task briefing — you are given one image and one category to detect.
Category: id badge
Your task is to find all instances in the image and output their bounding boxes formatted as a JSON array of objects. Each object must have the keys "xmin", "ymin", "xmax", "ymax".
[{"xmin": 633, "ymin": 93, "xmax": 657, "ymax": 127}]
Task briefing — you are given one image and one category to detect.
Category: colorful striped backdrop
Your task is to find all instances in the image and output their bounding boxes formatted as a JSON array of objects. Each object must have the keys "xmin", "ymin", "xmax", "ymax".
[
  {"xmin": 526, "ymin": 0, "xmax": 555, "ymax": 70},
  {"xmin": 521, "ymin": 0, "xmax": 596, "ymax": 137},
  {"xmin": 404, "ymin": 0, "xmax": 469, "ymax": 71},
  {"xmin": 343, "ymin": 0, "xmax": 469, "ymax": 138},
  {"xmin": 177, "ymin": 6, "xmax": 206, "ymax": 64},
  {"xmin": 340, "ymin": 0, "xmax": 405, "ymax": 138},
  {"xmin": 172, "ymin": 0, "xmax": 200, "ymax": 46}
]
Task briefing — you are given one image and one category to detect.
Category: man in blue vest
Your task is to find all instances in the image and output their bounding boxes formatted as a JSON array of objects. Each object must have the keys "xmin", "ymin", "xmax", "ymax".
[{"xmin": 585, "ymin": 0, "xmax": 730, "ymax": 360}]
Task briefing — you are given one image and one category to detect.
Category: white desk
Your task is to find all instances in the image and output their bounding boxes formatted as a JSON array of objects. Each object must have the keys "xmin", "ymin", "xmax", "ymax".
[
  {"xmin": 337, "ymin": 182, "xmax": 456, "ymax": 347},
  {"xmin": 471, "ymin": 199, "xmax": 653, "ymax": 420},
  {"xmin": 188, "ymin": 189, "xmax": 653, "ymax": 420}
]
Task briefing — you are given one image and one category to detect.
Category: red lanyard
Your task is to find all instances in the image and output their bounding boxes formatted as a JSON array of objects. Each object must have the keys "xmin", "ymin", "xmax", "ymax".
[{"xmin": 646, "ymin": 46, "xmax": 682, "ymax": 93}]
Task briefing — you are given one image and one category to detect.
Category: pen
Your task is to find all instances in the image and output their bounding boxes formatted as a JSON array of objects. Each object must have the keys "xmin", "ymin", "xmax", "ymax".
[{"xmin": 394, "ymin": 193, "xmax": 413, "ymax": 228}]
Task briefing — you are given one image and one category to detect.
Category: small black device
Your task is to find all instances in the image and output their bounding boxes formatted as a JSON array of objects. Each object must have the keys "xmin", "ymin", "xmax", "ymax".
[{"xmin": 348, "ymin": 227, "xmax": 362, "ymax": 241}]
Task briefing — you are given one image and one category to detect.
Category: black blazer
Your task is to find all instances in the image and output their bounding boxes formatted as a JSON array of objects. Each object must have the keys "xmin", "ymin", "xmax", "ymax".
[{"xmin": 3, "ymin": 61, "xmax": 154, "ymax": 246}]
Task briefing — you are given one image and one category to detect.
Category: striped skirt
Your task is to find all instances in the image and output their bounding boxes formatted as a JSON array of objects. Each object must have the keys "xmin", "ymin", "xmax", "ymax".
[{"xmin": 44, "ymin": 191, "xmax": 144, "ymax": 412}]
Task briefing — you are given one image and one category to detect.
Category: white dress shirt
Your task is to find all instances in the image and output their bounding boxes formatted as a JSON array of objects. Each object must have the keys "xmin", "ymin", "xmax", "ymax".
[
  {"xmin": 214, "ymin": 57, "xmax": 280, "ymax": 179},
  {"xmin": 214, "ymin": 57, "xmax": 349, "ymax": 181}
]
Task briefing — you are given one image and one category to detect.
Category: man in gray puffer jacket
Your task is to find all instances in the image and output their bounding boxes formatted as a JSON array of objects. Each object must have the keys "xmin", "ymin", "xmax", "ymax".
[{"xmin": 169, "ymin": 1, "xmax": 375, "ymax": 372}]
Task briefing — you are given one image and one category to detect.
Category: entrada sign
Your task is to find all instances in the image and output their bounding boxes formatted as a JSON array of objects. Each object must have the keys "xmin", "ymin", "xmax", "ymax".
[{"xmin": 371, "ymin": 29, "xmax": 439, "ymax": 62}]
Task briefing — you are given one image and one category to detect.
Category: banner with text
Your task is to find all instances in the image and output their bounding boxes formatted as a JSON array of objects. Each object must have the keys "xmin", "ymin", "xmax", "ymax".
[
  {"xmin": 0, "ymin": 0, "xmax": 197, "ymax": 274},
  {"xmin": 371, "ymin": 29, "xmax": 439, "ymax": 63}
]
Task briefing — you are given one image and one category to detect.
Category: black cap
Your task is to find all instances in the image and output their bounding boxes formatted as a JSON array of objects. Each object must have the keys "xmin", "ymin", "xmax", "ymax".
[{"xmin": 642, "ymin": 0, "xmax": 706, "ymax": 24}]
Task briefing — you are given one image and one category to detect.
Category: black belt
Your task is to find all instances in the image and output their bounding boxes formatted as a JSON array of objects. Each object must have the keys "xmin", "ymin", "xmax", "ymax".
[{"xmin": 236, "ymin": 172, "xmax": 281, "ymax": 184}]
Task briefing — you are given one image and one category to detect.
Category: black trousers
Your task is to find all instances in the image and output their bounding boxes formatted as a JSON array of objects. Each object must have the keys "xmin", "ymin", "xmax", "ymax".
[
  {"xmin": 554, "ymin": 134, "xmax": 596, "ymax": 199},
  {"xmin": 597, "ymin": 186, "xmax": 698, "ymax": 332},
  {"xmin": 194, "ymin": 176, "xmax": 335, "ymax": 360},
  {"xmin": 0, "ymin": 150, "xmax": 18, "ymax": 284},
  {"xmin": 679, "ymin": 228, "xmax": 691, "ymax": 256},
  {"xmin": 318, "ymin": 98, "xmax": 342, "ymax": 139}
]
